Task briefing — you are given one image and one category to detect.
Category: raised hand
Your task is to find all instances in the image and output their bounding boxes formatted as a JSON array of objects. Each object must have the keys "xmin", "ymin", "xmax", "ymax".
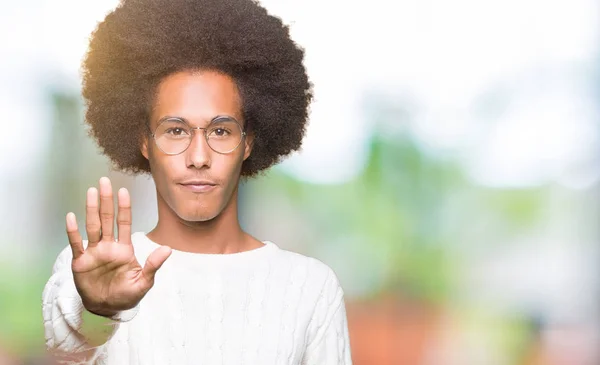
[{"xmin": 65, "ymin": 177, "xmax": 171, "ymax": 317}]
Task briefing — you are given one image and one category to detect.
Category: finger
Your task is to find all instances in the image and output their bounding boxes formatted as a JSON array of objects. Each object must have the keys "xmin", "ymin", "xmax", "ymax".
[
  {"xmin": 85, "ymin": 187, "xmax": 101, "ymax": 246},
  {"xmin": 141, "ymin": 246, "xmax": 172, "ymax": 289},
  {"xmin": 66, "ymin": 212, "xmax": 85, "ymax": 260},
  {"xmin": 99, "ymin": 177, "xmax": 115, "ymax": 241},
  {"xmin": 116, "ymin": 188, "xmax": 132, "ymax": 244}
]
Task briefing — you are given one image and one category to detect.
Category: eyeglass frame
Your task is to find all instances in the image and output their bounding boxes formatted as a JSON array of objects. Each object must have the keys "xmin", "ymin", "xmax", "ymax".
[{"xmin": 147, "ymin": 115, "xmax": 247, "ymax": 155}]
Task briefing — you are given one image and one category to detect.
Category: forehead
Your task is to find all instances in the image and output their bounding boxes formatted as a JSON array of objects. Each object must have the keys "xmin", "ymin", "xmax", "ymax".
[{"xmin": 151, "ymin": 70, "xmax": 243, "ymax": 127}]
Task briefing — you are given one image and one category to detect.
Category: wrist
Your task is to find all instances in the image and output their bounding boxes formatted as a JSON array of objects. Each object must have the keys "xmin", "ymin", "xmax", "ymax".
[
  {"xmin": 85, "ymin": 307, "xmax": 119, "ymax": 319},
  {"xmin": 85, "ymin": 303, "xmax": 141, "ymax": 323}
]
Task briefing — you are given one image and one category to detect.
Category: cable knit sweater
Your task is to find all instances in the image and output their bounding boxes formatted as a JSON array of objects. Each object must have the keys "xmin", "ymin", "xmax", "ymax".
[{"xmin": 42, "ymin": 232, "xmax": 352, "ymax": 364}]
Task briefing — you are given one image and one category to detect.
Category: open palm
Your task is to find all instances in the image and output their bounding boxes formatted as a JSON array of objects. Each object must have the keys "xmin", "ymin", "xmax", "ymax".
[{"xmin": 66, "ymin": 177, "xmax": 171, "ymax": 317}]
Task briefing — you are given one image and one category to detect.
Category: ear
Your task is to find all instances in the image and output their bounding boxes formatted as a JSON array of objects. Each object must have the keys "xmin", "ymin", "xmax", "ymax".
[
  {"xmin": 141, "ymin": 134, "xmax": 150, "ymax": 160},
  {"xmin": 243, "ymin": 131, "xmax": 254, "ymax": 161}
]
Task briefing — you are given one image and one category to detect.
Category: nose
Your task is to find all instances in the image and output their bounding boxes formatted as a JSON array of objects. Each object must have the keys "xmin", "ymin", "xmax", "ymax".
[{"xmin": 185, "ymin": 129, "xmax": 211, "ymax": 169}]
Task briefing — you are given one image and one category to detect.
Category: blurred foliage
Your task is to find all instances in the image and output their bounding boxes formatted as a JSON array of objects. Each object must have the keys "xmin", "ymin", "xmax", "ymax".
[
  {"xmin": 0, "ymin": 262, "xmax": 50, "ymax": 356},
  {"xmin": 247, "ymin": 106, "xmax": 549, "ymax": 306},
  {"xmin": 0, "ymin": 89, "xmax": 107, "ymax": 359},
  {"xmin": 248, "ymin": 134, "xmax": 461, "ymax": 303}
]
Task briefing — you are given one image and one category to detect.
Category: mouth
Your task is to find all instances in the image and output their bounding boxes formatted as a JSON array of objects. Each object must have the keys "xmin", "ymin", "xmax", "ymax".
[{"xmin": 178, "ymin": 180, "xmax": 217, "ymax": 193}]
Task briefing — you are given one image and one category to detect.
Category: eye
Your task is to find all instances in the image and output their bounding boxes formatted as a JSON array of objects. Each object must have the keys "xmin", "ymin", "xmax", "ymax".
[
  {"xmin": 213, "ymin": 128, "xmax": 230, "ymax": 136},
  {"xmin": 165, "ymin": 127, "xmax": 189, "ymax": 136}
]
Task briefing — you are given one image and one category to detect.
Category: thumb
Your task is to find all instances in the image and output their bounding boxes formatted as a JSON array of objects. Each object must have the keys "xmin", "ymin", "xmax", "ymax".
[{"xmin": 141, "ymin": 246, "xmax": 172, "ymax": 287}]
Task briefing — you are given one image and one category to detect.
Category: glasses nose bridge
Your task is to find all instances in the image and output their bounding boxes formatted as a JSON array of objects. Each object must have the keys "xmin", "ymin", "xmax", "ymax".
[
  {"xmin": 186, "ymin": 126, "xmax": 211, "ymax": 153},
  {"xmin": 189, "ymin": 125, "xmax": 208, "ymax": 136},
  {"xmin": 188, "ymin": 126, "xmax": 210, "ymax": 145}
]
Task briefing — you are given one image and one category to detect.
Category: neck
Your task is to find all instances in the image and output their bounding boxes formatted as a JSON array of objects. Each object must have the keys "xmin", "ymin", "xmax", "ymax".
[{"xmin": 147, "ymin": 185, "xmax": 254, "ymax": 254}]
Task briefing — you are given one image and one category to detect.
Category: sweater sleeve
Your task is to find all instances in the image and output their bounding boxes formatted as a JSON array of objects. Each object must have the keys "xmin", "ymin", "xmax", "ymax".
[
  {"xmin": 302, "ymin": 267, "xmax": 353, "ymax": 365},
  {"xmin": 42, "ymin": 243, "xmax": 140, "ymax": 361}
]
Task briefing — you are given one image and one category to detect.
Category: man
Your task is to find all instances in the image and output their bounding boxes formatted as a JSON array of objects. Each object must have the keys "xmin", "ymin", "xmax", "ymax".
[{"xmin": 41, "ymin": 0, "xmax": 352, "ymax": 364}]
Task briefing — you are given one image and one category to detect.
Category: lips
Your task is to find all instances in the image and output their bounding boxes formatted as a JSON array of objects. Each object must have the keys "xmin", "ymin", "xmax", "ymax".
[{"xmin": 178, "ymin": 180, "xmax": 217, "ymax": 193}]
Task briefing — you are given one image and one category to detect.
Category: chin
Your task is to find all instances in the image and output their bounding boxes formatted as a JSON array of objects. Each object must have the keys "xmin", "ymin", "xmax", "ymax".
[
  {"xmin": 177, "ymin": 210, "xmax": 217, "ymax": 223},
  {"xmin": 175, "ymin": 203, "xmax": 222, "ymax": 223}
]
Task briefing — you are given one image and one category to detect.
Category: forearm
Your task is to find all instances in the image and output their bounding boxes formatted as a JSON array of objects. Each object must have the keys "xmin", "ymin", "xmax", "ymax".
[{"xmin": 42, "ymin": 271, "xmax": 118, "ymax": 354}]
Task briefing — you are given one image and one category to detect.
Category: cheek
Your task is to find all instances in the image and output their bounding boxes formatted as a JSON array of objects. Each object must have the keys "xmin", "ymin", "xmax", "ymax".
[
  {"xmin": 148, "ymin": 151, "xmax": 167, "ymax": 180},
  {"xmin": 148, "ymin": 152, "xmax": 180, "ymax": 193},
  {"xmin": 213, "ymin": 151, "xmax": 245, "ymax": 175}
]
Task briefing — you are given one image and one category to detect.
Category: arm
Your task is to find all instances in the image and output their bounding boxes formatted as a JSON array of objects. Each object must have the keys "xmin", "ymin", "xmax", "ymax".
[
  {"xmin": 42, "ymin": 178, "xmax": 170, "ymax": 363},
  {"xmin": 302, "ymin": 269, "xmax": 353, "ymax": 365}
]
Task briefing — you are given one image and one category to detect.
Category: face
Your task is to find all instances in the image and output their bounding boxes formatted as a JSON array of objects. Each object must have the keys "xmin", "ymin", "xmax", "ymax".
[{"xmin": 141, "ymin": 70, "xmax": 253, "ymax": 222}]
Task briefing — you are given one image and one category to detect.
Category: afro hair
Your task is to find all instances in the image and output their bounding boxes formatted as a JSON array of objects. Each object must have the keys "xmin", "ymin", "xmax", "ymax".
[{"xmin": 81, "ymin": 0, "xmax": 312, "ymax": 177}]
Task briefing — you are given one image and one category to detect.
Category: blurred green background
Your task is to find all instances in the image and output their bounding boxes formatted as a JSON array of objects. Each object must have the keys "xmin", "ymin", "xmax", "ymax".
[{"xmin": 1, "ymin": 0, "xmax": 599, "ymax": 364}]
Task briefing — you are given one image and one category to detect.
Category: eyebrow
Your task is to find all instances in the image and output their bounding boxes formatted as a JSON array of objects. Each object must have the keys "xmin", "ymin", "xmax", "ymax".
[
  {"xmin": 155, "ymin": 115, "xmax": 238, "ymax": 126},
  {"xmin": 156, "ymin": 115, "xmax": 188, "ymax": 124}
]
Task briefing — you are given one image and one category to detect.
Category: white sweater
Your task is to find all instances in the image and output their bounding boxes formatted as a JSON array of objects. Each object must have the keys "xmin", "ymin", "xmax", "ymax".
[{"xmin": 42, "ymin": 232, "xmax": 352, "ymax": 365}]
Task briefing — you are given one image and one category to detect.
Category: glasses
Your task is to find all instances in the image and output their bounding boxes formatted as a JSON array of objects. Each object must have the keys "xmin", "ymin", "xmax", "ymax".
[{"xmin": 149, "ymin": 116, "xmax": 246, "ymax": 155}]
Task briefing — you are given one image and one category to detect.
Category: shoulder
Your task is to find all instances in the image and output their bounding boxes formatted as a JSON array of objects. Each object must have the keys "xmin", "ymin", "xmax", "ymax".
[
  {"xmin": 271, "ymin": 247, "xmax": 349, "ymax": 349},
  {"xmin": 269, "ymin": 245, "xmax": 344, "ymax": 300}
]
